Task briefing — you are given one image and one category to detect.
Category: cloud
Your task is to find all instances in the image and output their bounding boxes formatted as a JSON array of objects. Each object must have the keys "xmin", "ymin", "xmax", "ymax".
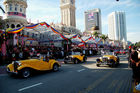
[{"xmin": 127, "ymin": 32, "xmax": 140, "ymax": 43}]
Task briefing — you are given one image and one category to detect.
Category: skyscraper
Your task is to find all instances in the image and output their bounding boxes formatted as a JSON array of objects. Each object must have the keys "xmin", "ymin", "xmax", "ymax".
[
  {"xmin": 85, "ymin": 8, "xmax": 102, "ymax": 34},
  {"xmin": 60, "ymin": 0, "xmax": 76, "ymax": 27},
  {"xmin": 108, "ymin": 11, "xmax": 127, "ymax": 42}
]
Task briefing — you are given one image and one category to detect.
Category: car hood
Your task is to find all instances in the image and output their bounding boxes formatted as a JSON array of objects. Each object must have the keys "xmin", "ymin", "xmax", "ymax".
[
  {"xmin": 69, "ymin": 55, "xmax": 80, "ymax": 57},
  {"xmin": 103, "ymin": 55, "xmax": 115, "ymax": 58},
  {"xmin": 19, "ymin": 59, "xmax": 40, "ymax": 63}
]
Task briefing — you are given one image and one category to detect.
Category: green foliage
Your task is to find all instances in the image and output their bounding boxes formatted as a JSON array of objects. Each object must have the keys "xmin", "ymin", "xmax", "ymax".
[
  {"xmin": 93, "ymin": 31, "xmax": 100, "ymax": 38},
  {"xmin": 135, "ymin": 41, "xmax": 140, "ymax": 47},
  {"xmin": 100, "ymin": 34, "xmax": 108, "ymax": 40}
]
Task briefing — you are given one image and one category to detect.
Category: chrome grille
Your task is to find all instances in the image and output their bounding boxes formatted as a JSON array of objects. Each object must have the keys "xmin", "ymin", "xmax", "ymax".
[{"xmin": 102, "ymin": 58, "xmax": 108, "ymax": 62}]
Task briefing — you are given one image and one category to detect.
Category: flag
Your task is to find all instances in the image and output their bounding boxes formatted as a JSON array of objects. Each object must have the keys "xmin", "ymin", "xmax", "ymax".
[
  {"xmin": 25, "ymin": 24, "xmax": 39, "ymax": 29},
  {"xmin": 8, "ymin": 27, "xmax": 24, "ymax": 34},
  {"xmin": 70, "ymin": 34, "xmax": 78, "ymax": 39}
]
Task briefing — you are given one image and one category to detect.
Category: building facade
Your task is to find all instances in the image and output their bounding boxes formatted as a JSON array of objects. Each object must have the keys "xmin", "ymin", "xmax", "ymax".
[
  {"xmin": 60, "ymin": 0, "xmax": 76, "ymax": 27},
  {"xmin": 84, "ymin": 8, "xmax": 102, "ymax": 34},
  {"xmin": 108, "ymin": 11, "xmax": 127, "ymax": 42},
  {"xmin": 3, "ymin": 0, "xmax": 28, "ymax": 29}
]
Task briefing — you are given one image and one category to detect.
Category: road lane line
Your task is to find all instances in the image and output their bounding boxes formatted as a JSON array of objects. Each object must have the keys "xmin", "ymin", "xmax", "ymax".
[
  {"xmin": 79, "ymin": 71, "xmax": 113, "ymax": 93},
  {"xmin": 18, "ymin": 82, "xmax": 43, "ymax": 92},
  {"xmin": 77, "ymin": 69, "xmax": 85, "ymax": 72}
]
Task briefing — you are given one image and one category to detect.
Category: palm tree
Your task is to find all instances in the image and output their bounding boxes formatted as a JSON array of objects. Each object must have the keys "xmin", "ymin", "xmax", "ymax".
[
  {"xmin": 100, "ymin": 34, "xmax": 108, "ymax": 44},
  {"xmin": 93, "ymin": 31, "xmax": 100, "ymax": 38}
]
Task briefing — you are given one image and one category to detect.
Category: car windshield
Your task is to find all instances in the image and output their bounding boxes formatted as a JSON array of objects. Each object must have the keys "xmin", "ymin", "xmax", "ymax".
[{"xmin": 68, "ymin": 52, "xmax": 80, "ymax": 55}]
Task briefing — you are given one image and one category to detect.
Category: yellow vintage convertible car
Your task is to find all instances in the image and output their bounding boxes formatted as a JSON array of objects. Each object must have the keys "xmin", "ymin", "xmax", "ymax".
[
  {"xmin": 64, "ymin": 52, "xmax": 87, "ymax": 64},
  {"xmin": 7, "ymin": 56, "xmax": 61, "ymax": 78},
  {"xmin": 96, "ymin": 54, "xmax": 120, "ymax": 67}
]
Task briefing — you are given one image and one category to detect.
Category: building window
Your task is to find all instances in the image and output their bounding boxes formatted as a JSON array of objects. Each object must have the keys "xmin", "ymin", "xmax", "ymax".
[
  {"xmin": 17, "ymin": 24, "xmax": 21, "ymax": 28},
  {"xmin": 11, "ymin": 24, "xmax": 15, "ymax": 28},
  {"xmin": 9, "ymin": 4, "xmax": 12, "ymax": 11},
  {"xmin": 20, "ymin": 5, "xmax": 22, "ymax": 12},
  {"xmin": 15, "ymin": 4, "xmax": 18, "ymax": 11},
  {"xmin": 6, "ymin": 24, "xmax": 9, "ymax": 28}
]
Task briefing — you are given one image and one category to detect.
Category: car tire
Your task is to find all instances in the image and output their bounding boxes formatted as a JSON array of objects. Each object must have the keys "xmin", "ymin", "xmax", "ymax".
[
  {"xmin": 112, "ymin": 63, "xmax": 116, "ymax": 67},
  {"xmin": 53, "ymin": 64, "xmax": 59, "ymax": 72},
  {"xmin": 21, "ymin": 68, "xmax": 31, "ymax": 78},
  {"xmin": 117, "ymin": 57, "xmax": 120, "ymax": 65},
  {"xmin": 74, "ymin": 59, "xmax": 78, "ymax": 64},
  {"xmin": 64, "ymin": 61, "xmax": 68, "ymax": 64},
  {"xmin": 83, "ymin": 56, "xmax": 87, "ymax": 62},
  {"xmin": 96, "ymin": 64, "xmax": 100, "ymax": 67}
]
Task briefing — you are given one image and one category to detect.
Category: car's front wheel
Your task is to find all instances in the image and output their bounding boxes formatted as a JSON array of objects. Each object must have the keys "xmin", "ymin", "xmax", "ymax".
[
  {"xmin": 96, "ymin": 64, "xmax": 100, "ymax": 67},
  {"xmin": 53, "ymin": 64, "xmax": 59, "ymax": 72},
  {"xmin": 83, "ymin": 56, "xmax": 87, "ymax": 62},
  {"xmin": 64, "ymin": 61, "xmax": 68, "ymax": 64},
  {"xmin": 74, "ymin": 59, "xmax": 78, "ymax": 64},
  {"xmin": 20, "ymin": 68, "xmax": 31, "ymax": 78}
]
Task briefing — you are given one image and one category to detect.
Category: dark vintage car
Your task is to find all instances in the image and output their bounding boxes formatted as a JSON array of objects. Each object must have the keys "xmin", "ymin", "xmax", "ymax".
[
  {"xmin": 64, "ymin": 52, "xmax": 87, "ymax": 64},
  {"xmin": 96, "ymin": 54, "xmax": 120, "ymax": 67}
]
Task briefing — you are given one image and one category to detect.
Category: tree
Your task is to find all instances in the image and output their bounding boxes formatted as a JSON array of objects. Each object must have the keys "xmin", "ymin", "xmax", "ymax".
[
  {"xmin": 93, "ymin": 31, "xmax": 100, "ymax": 38},
  {"xmin": 100, "ymin": 34, "xmax": 108, "ymax": 44},
  {"xmin": 135, "ymin": 41, "xmax": 140, "ymax": 47}
]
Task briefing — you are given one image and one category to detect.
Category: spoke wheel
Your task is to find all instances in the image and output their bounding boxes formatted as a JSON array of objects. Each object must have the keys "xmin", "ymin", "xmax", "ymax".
[
  {"xmin": 74, "ymin": 59, "xmax": 78, "ymax": 64},
  {"xmin": 53, "ymin": 64, "xmax": 59, "ymax": 72},
  {"xmin": 21, "ymin": 68, "xmax": 30, "ymax": 78}
]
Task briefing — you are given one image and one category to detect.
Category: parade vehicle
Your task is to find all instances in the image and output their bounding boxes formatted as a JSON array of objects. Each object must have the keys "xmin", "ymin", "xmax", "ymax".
[
  {"xmin": 96, "ymin": 53, "xmax": 120, "ymax": 67},
  {"xmin": 64, "ymin": 52, "xmax": 87, "ymax": 64},
  {"xmin": 7, "ymin": 56, "xmax": 61, "ymax": 78}
]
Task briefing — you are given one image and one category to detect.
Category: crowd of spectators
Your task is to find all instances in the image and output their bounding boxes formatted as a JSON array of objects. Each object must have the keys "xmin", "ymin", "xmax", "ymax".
[
  {"xmin": 0, "ymin": 45, "xmax": 99, "ymax": 65},
  {"xmin": 0, "ymin": 46, "xmax": 65, "ymax": 64}
]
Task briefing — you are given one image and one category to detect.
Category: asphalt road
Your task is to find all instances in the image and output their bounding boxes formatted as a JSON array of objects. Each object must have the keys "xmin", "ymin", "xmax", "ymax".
[{"xmin": 0, "ymin": 55, "xmax": 132, "ymax": 93}]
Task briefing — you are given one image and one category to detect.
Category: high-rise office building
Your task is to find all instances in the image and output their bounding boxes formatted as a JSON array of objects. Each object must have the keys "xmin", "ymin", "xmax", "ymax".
[
  {"xmin": 108, "ymin": 11, "xmax": 127, "ymax": 42},
  {"xmin": 85, "ymin": 8, "xmax": 102, "ymax": 34}
]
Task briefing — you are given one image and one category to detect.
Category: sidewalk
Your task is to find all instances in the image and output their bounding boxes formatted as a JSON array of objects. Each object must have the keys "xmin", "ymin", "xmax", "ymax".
[{"xmin": 0, "ymin": 65, "xmax": 7, "ymax": 74}]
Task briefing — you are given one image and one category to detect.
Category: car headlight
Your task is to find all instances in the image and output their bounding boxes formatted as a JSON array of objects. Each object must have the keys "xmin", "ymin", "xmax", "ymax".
[
  {"xmin": 69, "ymin": 55, "xmax": 74, "ymax": 58},
  {"xmin": 17, "ymin": 61, "xmax": 22, "ymax": 66}
]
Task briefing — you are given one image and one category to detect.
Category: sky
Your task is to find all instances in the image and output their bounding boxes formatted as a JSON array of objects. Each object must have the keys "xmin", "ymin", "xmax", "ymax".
[{"xmin": 0, "ymin": 0, "xmax": 140, "ymax": 43}]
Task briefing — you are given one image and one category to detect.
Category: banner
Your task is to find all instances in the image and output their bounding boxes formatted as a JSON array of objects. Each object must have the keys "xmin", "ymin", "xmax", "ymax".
[
  {"xmin": 25, "ymin": 23, "xmax": 39, "ymax": 29},
  {"xmin": 8, "ymin": 27, "xmax": 24, "ymax": 34},
  {"xmin": 70, "ymin": 34, "xmax": 78, "ymax": 39}
]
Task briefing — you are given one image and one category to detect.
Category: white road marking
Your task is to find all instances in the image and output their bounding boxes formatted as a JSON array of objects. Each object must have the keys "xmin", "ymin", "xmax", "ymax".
[
  {"xmin": 18, "ymin": 82, "xmax": 43, "ymax": 92},
  {"xmin": 77, "ymin": 69, "xmax": 85, "ymax": 72}
]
